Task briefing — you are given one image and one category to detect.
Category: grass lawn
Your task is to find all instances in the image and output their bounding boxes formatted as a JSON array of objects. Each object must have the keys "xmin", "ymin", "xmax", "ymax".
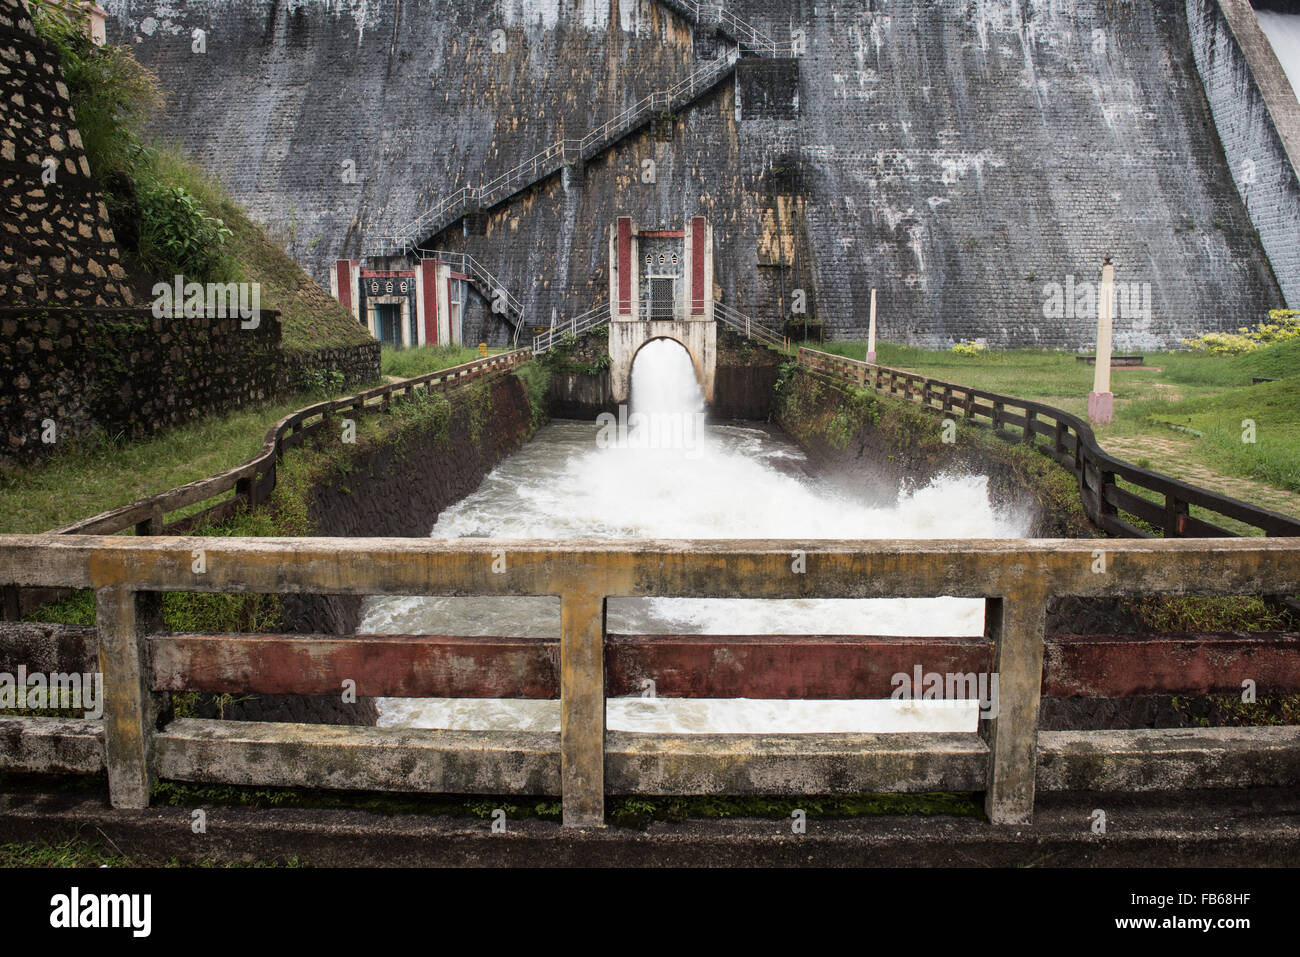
[
  {"xmin": 380, "ymin": 343, "xmax": 497, "ymax": 379},
  {"xmin": 0, "ymin": 389, "xmax": 348, "ymax": 535},
  {"xmin": 801, "ymin": 339, "xmax": 1300, "ymax": 513}
]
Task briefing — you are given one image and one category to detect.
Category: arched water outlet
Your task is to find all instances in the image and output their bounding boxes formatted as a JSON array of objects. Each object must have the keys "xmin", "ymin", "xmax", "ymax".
[
  {"xmin": 597, "ymin": 338, "xmax": 710, "ymax": 455},
  {"xmin": 362, "ymin": 351, "xmax": 1033, "ymax": 734},
  {"xmin": 607, "ymin": 320, "xmax": 717, "ymax": 404},
  {"xmin": 630, "ymin": 338, "xmax": 705, "ymax": 416}
]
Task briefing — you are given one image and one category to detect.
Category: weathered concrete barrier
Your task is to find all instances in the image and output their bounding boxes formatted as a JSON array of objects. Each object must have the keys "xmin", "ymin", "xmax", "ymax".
[{"xmin": 1, "ymin": 535, "xmax": 1298, "ymax": 828}]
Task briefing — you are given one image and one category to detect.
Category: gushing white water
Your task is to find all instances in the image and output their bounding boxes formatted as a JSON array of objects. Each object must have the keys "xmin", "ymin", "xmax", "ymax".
[
  {"xmin": 364, "ymin": 341, "xmax": 1029, "ymax": 734},
  {"xmin": 1257, "ymin": 11, "xmax": 1300, "ymax": 105},
  {"xmin": 630, "ymin": 339, "xmax": 705, "ymax": 417}
]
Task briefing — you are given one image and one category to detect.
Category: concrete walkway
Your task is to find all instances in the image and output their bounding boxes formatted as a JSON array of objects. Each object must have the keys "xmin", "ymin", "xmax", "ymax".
[{"xmin": 1103, "ymin": 434, "xmax": 1300, "ymax": 521}]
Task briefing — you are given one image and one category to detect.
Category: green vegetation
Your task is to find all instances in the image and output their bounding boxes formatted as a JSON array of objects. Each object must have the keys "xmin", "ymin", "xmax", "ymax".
[
  {"xmin": 1171, "ymin": 693, "xmax": 1300, "ymax": 728},
  {"xmin": 1145, "ymin": 378, "xmax": 1300, "ymax": 494},
  {"xmin": 539, "ymin": 330, "xmax": 613, "ymax": 376},
  {"xmin": 19, "ymin": 374, "xmax": 522, "ymax": 634},
  {"xmin": 825, "ymin": 384, "xmax": 880, "ymax": 450},
  {"xmin": 23, "ymin": 486, "xmax": 308, "ymax": 632},
  {"xmin": 1181, "ymin": 308, "xmax": 1300, "ymax": 355},
  {"xmin": 148, "ymin": 779, "xmax": 981, "ymax": 825},
  {"xmin": 1128, "ymin": 595, "xmax": 1292, "ymax": 632},
  {"xmin": 31, "ymin": 6, "xmax": 231, "ymax": 285},
  {"xmin": 30, "ymin": 4, "xmax": 370, "ymax": 352},
  {"xmin": 950, "ymin": 339, "xmax": 987, "ymax": 357},
  {"xmin": 0, "ymin": 383, "xmax": 356, "ymax": 535},
  {"xmin": 0, "ymin": 776, "xmax": 983, "ymax": 865},
  {"xmin": 513, "ymin": 360, "xmax": 553, "ymax": 430},
  {"xmin": 801, "ymin": 339, "xmax": 1300, "ymax": 506},
  {"xmin": 380, "ymin": 343, "xmax": 487, "ymax": 379},
  {"xmin": 147, "ymin": 147, "xmax": 372, "ymax": 353},
  {"xmin": 0, "ymin": 822, "xmax": 303, "ymax": 867},
  {"xmin": 774, "ymin": 364, "xmax": 1101, "ymax": 538}
]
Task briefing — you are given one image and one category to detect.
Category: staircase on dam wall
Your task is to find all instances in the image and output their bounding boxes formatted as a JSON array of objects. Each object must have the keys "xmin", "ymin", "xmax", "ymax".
[
  {"xmin": 656, "ymin": 0, "xmax": 791, "ymax": 57},
  {"xmin": 371, "ymin": 55, "xmax": 737, "ymax": 256},
  {"xmin": 369, "ymin": 2, "xmax": 793, "ymax": 259},
  {"xmin": 415, "ymin": 249, "xmax": 526, "ymax": 344}
]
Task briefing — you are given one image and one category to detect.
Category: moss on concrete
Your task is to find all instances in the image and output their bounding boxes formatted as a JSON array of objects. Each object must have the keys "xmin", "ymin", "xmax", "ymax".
[
  {"xmin": 774, "ymin": 366, "xmax": 1095, "ymax": 537},
  {"xmin": 148, "ymin": 779, "xmax": 981, "ymax": 826}
]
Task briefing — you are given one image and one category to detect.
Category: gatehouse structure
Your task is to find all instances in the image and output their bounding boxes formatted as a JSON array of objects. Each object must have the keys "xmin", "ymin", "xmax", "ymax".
[
  {"xmin": 607, "ymin": 214, "xmax": 717, "ymax": 403},
  {"xmin": 331, "ymin": 257, "xmax": 471, "ymax": 348}
]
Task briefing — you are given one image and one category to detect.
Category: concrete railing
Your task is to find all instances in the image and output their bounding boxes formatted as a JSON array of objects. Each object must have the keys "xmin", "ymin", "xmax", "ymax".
[
  {"xmin": 797, "ymin": 347, "xmax": 1300, "ymax": 540},
  {"xmin": 1, "ymin": 537, "xmax": 1298, "ymax": 827},
  {"xmin": 531, "ymin": 299, "xmax": 787, "ymax": 355}
]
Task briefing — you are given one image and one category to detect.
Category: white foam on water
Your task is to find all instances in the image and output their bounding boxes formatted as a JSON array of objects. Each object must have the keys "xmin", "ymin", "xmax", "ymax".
[{"xmin": 364, "ymin": 339, "xmax": 1029, "ymax": 734}]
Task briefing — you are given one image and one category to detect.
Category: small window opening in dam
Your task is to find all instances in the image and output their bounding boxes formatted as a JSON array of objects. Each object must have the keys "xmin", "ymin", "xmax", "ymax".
[{"xmin": 362, "ymin": 335, "xmax": 1030, "ymax": 736}]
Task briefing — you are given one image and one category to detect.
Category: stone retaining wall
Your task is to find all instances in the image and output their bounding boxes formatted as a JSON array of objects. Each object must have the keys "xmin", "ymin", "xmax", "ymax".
[
  {"xmin": 0, "ymin": 0, "xmax": 134, "ymax": 309},
  {"xmin": 1, "ymin": 307, "xmax": 282, "ymax": 465}
]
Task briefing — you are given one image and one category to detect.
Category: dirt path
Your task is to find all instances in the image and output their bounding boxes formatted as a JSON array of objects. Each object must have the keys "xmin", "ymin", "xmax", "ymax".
[{"xmin": 1103, "ymin": 434, "xmax": 1300, "ymax": 519}]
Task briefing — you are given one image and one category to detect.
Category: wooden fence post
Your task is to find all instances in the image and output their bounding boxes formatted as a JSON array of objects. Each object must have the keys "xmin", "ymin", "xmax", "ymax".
[{"xmin": 133, "ymin": 504, "xmax": 162, "ymax": 537}]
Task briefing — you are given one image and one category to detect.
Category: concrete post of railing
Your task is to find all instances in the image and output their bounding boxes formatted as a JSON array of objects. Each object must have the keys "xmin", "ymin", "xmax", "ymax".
[
  {"xmin": 981, "ymin": 586, "xmax": 1048, "ymax": 825},
  {"xmin": 98, "ymin": 586, "xmax": 160, "ymax": 808},
  {"xmin": 992, "ymin": 401, "xmax": 1004, "ymax": 431},
  {"xmin": 560, "ymin": 589, "xmax": 606, "ymax": 827},
  {"xmin": 1054, "ymin": 420, "xmax": 1067, "ymax": 456},
  {"xmin": 1023, "ymin": 409, "xmax": 1037, "ymax": 444},
  {"xmin": 942, "ymin": 385, "xmax": 953, "ymax": 412}
]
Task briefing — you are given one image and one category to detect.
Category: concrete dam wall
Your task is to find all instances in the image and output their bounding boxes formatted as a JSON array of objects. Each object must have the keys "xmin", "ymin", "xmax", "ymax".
[{"xmin": 103, "ymin": 0, "xmax": 1294, "ymax": 348}]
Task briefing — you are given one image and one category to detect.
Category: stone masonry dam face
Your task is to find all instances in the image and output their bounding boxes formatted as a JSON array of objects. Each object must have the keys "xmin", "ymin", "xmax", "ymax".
[{"xmin": 102, "ymin": 0, "xmax": 1289, "ymax": 348}]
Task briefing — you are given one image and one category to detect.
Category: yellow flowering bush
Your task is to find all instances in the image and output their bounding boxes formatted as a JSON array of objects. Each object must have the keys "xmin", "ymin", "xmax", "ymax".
[{"xmin": 1182, "ymin": 310, "xmax": 1300, "ymax": 354}]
